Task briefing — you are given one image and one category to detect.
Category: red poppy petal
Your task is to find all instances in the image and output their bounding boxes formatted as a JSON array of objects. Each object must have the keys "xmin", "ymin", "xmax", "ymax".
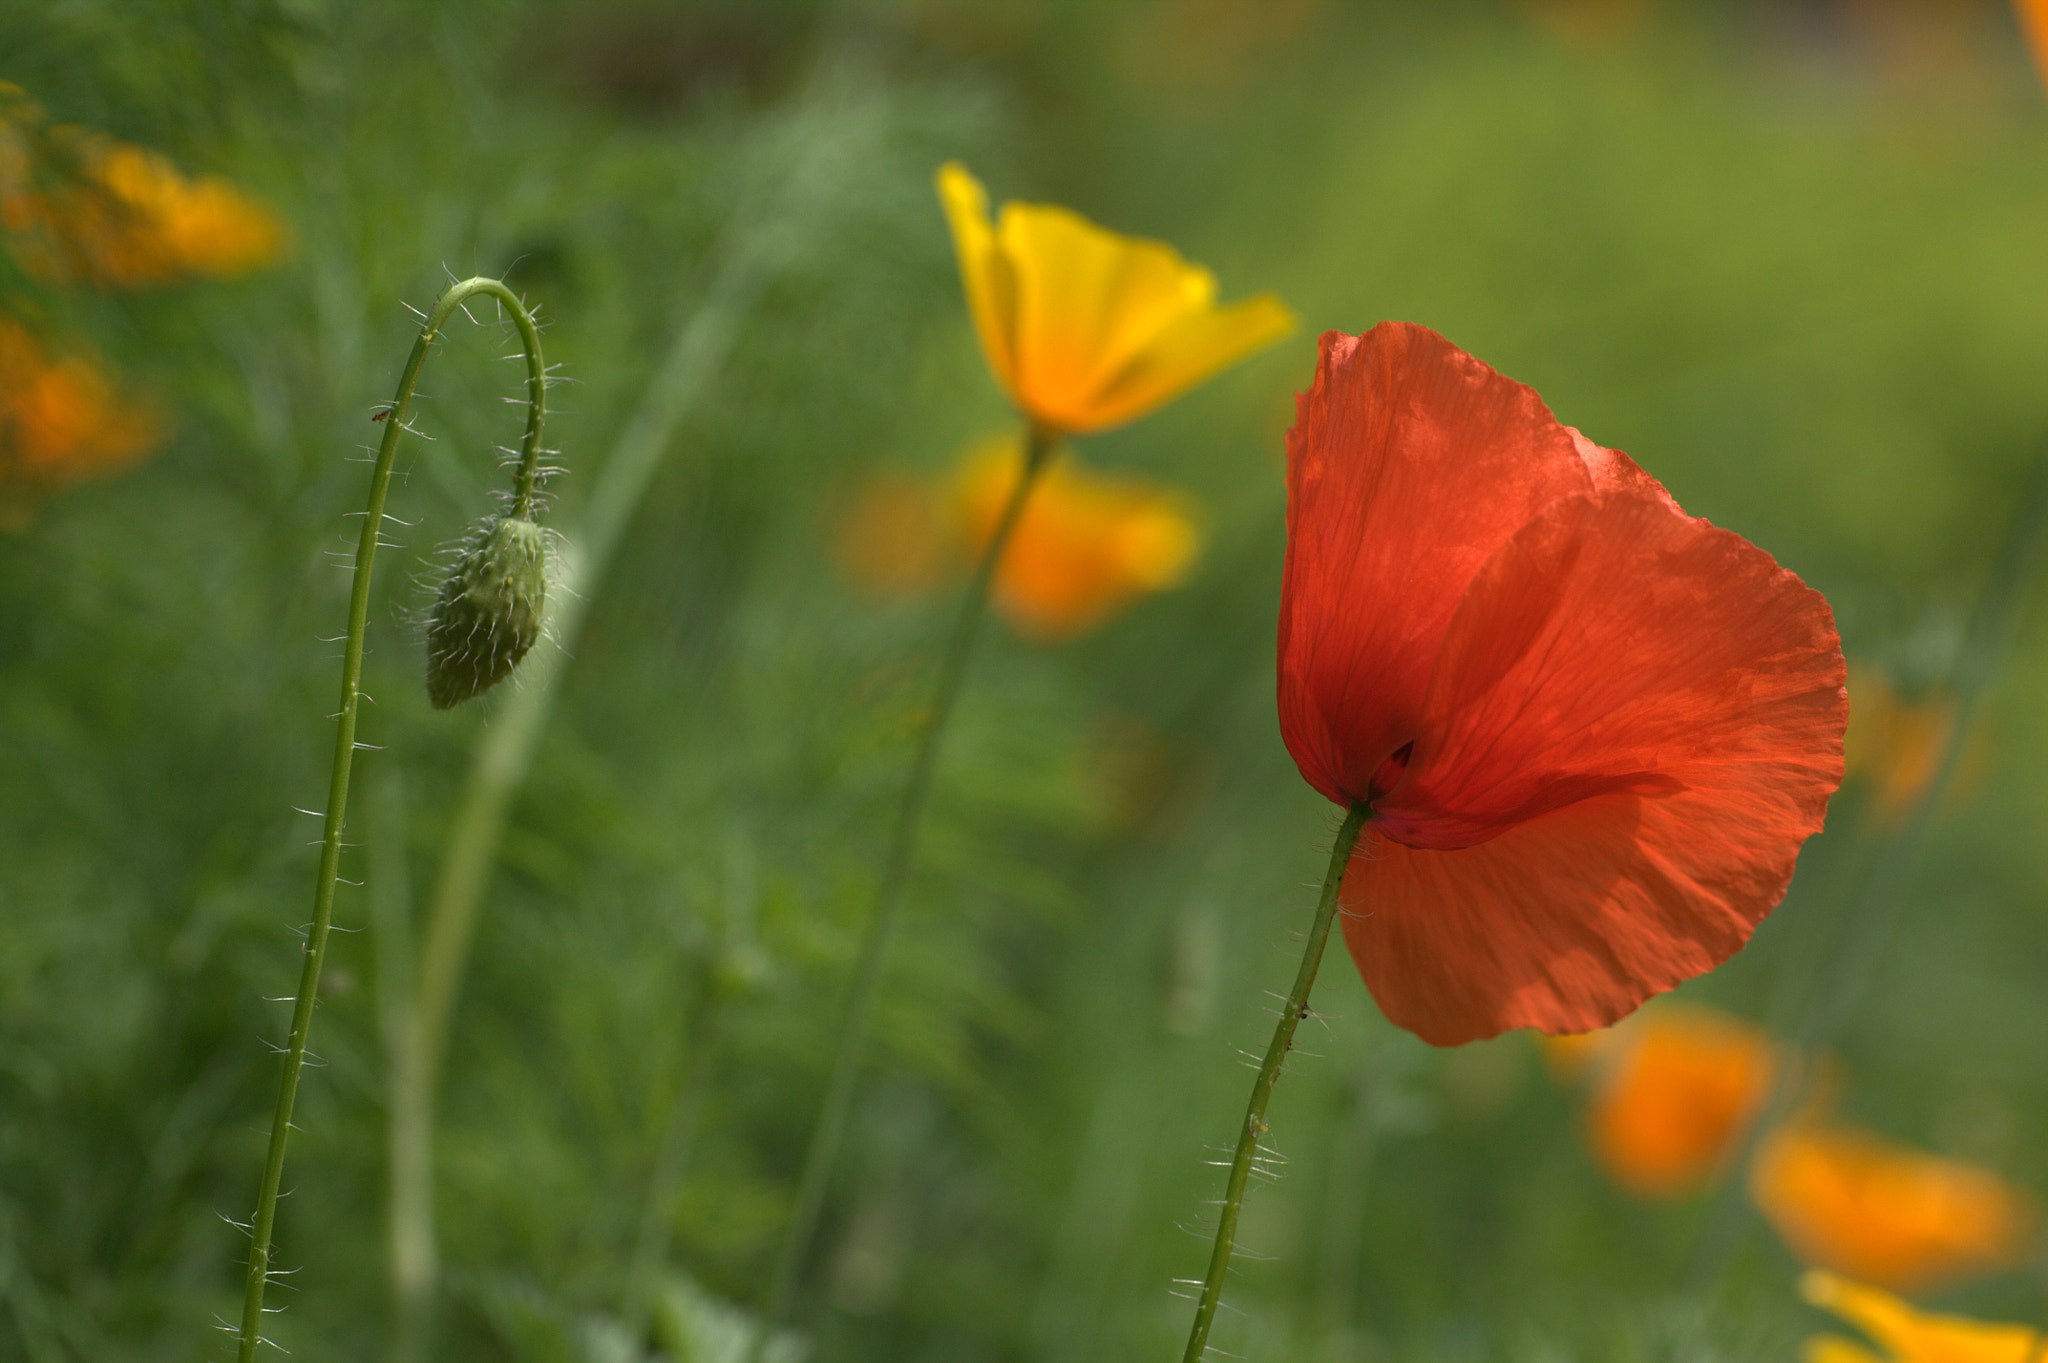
[
  {"xmin": 1278, "ymin": 324, "xmax": 1596, "ymax": 806},
  {"xmin": 1374, "ymin": 486, "xmax": 1845, "ymax": 852},
  {"xmin": 1341, "ymin": 783, "xmax": 1805, "ymax": 1046}
]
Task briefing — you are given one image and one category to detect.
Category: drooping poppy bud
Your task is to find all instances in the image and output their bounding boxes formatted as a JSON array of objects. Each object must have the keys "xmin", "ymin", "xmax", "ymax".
[{"xmin": 425, "ymin": 515, "xmax": 548, "ymax": 709}]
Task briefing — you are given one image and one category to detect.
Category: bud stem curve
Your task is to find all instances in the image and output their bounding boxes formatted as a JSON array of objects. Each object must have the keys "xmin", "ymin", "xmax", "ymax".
[{"xmin": 233, "ymin": 276, "xmax": 547, "ymax": 1363}]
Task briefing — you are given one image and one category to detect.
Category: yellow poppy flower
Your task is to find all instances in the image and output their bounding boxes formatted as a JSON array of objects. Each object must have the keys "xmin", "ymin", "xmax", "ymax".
[
  {"xmin": 956, "ymin": 434, "xmax": 1201, "ymax": 640},
  {"xmin": 1800, "ymin": 1271, "xmax": 2040, "ymax": 1363},
  {"xmin": 935, "ymin": 161, "xmax": 1294, "ymax": 435},
  {"xmin": 1753, "ymin": 1121, "xmax": 2033, "ymax": 1293}
]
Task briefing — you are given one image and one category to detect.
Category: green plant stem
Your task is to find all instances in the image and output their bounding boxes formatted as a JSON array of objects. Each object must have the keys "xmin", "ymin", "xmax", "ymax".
[
  {"xmin": 1181, "ymin": 802, "xmax": 1371, "ymax": 1363},
  {"xmin": 745, "ymin": 423, "xmax": 1058, "ymax": 1362},
  {"xmin": 234, "ymin": 277, "xmax": 544, "ymax": 1363}
]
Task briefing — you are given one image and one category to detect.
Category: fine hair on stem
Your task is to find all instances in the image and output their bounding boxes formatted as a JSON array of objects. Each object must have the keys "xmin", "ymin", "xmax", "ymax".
[{"xmin": 231, "ymin": 277, "xmax": 549, "ymax": 1363}]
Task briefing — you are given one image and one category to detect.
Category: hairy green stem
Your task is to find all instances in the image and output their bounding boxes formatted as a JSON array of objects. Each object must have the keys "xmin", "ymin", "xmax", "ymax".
[
  {"xmin": 234, "ymin": 277, "xmax": 545, "ymax": 1362},
  {"xmin": 745, "ymin": 423, "xmax": 1058, "ymax": 1362},
  {"xmin": 1181, "ymin": 803, "xmax": 1371, "ymax": 1363}
]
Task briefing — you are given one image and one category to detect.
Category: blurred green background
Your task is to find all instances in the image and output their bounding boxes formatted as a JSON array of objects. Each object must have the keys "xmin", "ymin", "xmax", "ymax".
[{"xmin": 2, "ymin": 1, "xmax": 2046, "ymax": 1360}]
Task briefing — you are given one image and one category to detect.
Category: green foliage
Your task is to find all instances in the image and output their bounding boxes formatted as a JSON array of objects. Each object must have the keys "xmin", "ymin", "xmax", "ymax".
[{"xmin": 3, "ymin": 2, "xmax": 2047, "ymax": 1361}]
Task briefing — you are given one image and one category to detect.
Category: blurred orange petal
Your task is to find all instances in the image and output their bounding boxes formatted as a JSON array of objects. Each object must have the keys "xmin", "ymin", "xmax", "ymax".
[
  {"xmin": 1754, "ymin": 1123, "xmax": 2033, "ymax": 1293},
  {"xmin": 0, "ymin": 315, "xmax": 163, "ymax": 516},
  {"xmin": 1579, "ymin": 1005, "xmax": 1775, "ymax": 1198},
  {"xmin": 1801, "ymin": 1271, "xmax": 2041, "ymax": 1363},
  {"xmin": 955, "ymin": 434, "xmax": 1201, "ymax": 641},
  {"xmin": 0, "ymin": 89, "xmax": 285, "ymax": 287}
]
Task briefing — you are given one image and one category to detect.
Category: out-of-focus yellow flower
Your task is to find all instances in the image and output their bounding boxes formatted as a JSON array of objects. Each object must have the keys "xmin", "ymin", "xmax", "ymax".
[
  {"xmin": 956, "ymin": 434, "xmax": 1200, "ymax": 640},
  {"xmin": 0, "ymin": 83, "xmax": 285, "ymax": 287},
  {"xmin": 835, "ymin": 436, "xmax": 1203, "ymax": 641},
  {"xmin": 1753, "ymin": 1122, "xmax": 2033, "ymax": 1293},
  {"xmin": 935, "ymin": 162, "xmax": 1293, "ymax": 436},
  {"xmin": 1844, "ymin": 666, "xmax": 1956, "ymax": 824},
  {"xmin": 1800, "ymin": 1271, "xmax": 2040, "ymax": 1363},
  {"xmin": 1571, "ymin": 1005, "xmax": 1776, "ymax": 1198},
  {"xmin": 0, "ymin": 315, "xmax": 163, "ymax": 522}
]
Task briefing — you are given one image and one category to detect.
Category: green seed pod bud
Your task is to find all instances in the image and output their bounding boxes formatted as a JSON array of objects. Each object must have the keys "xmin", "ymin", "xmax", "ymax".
[{"xmin": 425, "ymin": 515, "xmax": 548, "ymax": 709}]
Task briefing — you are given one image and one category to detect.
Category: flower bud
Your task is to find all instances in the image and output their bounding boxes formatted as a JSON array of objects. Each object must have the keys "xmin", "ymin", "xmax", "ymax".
[{"xmin": 425, "ymin": 515, "xmax": 547, "ymax": 709}]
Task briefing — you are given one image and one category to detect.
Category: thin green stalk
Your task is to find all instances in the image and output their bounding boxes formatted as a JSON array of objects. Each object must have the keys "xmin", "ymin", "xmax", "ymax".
[
  {"xmin": 746, "ymin": 423, "xmax": 1058, "ymax": 1361},
  {"xmin": 1181, "ymin": 803, "xmax": 1372, "ymax": 1363},
  {"xmin": 234, "ymin": 277, "xmax": 545, "ymax": 1363}
]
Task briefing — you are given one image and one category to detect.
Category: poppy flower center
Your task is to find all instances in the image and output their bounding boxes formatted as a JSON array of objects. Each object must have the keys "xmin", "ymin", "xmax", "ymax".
[{"xmin": 1366, "ymin": 741, "xmax": 1414, "ymax": 804}]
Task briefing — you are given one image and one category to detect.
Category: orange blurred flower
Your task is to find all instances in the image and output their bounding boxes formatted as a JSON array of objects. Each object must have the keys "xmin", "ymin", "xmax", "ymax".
[
  {"xmin": 956, "ymin": 434, "xmax": 1200, "ymax": 640},
  {"xmin": 835, "ymin": 436, "xmax": 1203, "ymax": 642},
  {"xmin": 935, "ymin": 162, "xmax": 1293, "ymax": 436},
  {"xmin": 1753, "ymin": 1121, "xmax": 2033, "ymax": 1293},
  {"xmin": 0, "ymin": 315, "xmax": 163, "ymax": 520},
  {"xmin": 1801, "ymin": 1271, "xmax": 2041, "ymax": 1363},
  {"xmin": 0, "ymin": 81, "xmax": 285, "ymax": 287},
  {"xmin": 1576, "ymin": 1006, "xmax": 1776, "ymax": 1198}
]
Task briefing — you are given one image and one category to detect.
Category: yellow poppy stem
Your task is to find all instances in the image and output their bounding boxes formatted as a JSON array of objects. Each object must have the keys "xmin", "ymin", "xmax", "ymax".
[
  {"xmin": 745, "ymin": 421, "xmax": 1059, "ymax": 1363},
  {"xmin": 233, "ymin": 277, "xmax": 547, "ymax": 1363},
  {"xmin": 1181, "ymin": 802, "xmax": 1372, "ymax": 1363}
]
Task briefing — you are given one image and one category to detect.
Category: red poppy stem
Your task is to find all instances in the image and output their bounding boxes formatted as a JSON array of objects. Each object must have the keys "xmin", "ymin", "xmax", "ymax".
[
  {"xmin": 745, "ymin": 421, "xmax": 1059, "ymax": 1363},
  {"xmin": 1181, "ymin": 801, "xmax": 1372, "ymax": 1363}
]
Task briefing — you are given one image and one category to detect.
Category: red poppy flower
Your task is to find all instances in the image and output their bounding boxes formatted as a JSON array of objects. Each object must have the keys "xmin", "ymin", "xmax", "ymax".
[{"xmin": 1279, "ymin": 324, "xmax": 1846, "ymax": 1046}]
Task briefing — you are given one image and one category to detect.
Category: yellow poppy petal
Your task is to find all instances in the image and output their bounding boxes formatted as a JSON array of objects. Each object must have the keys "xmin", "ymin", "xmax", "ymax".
[
  {"xmin": 1805, "ymin": 1336, "xmax": 1889, "ymax": 1363},
  {"xmin": 936, "ymin": 162, "xmax": 1022, "ymax": 406},
  {"xmin": 1079, "ymin": 290, "xmax": 1297, "ymax": 433},
  {"xmin": 1801, "ymin": 1271, "xmax": 2041, "ymax": 1363},
  {"xmin": 1000, "ymin": 199, "xmax": 1215, "ymax": 428}
]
